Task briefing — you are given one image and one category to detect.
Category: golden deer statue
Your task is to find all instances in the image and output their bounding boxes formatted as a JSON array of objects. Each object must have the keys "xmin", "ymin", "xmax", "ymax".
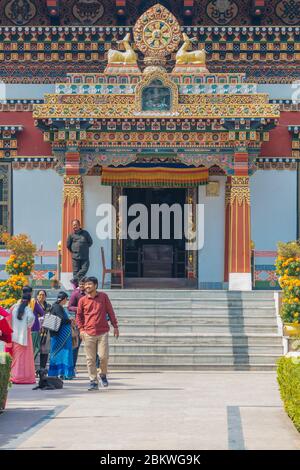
[
  {"xmin": 175, "ymin": 33, "xmax": 206, "ymax": 66},
  {"xmin": 107, "ymin": 32, "xmax": 137, "ymax": 65}
]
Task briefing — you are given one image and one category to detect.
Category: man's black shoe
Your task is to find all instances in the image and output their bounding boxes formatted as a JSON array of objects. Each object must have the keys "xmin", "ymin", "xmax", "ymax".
[
  {"xmin": 88, "ymin": 381, "xmax": 99, "ymax": 391},
  {"xmin": 100, "ymin": 374, "xmax": 108, "ymax": 387}
]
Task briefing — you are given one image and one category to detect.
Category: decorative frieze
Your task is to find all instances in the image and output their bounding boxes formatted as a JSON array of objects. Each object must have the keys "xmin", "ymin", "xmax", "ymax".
[
  {"xmin": 227, "ymin": 176, "xmax": 251, "ymax": 206},
  {"xmin": 0, "ymin": 99, "xmax": 43, "ymax": 112},
  {"xmin": 33, "ymin": 96, "xmax": 279, "ymax": 119},
  {"xmin": 63, "ymin": 175, "xmax": 83, "ymax": 205},
  {"xmin": 0, "ymin": 125, "xmax": 22, "ymax": 158},
  {"xmin": 0, "ymin": 25, "xmax": 299, "ymax": 83}
]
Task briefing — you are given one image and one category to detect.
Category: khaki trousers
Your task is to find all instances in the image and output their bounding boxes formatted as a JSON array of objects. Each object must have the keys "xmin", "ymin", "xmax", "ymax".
[{"xmin": 83, "ymin": 332, "xmax": 109, "ymax": 382}]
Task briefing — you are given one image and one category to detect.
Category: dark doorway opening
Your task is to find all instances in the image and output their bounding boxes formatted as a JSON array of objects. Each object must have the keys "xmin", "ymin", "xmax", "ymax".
[{"xmin": 123, "ymin": 187, "xmax": 186, "ymax": 280}]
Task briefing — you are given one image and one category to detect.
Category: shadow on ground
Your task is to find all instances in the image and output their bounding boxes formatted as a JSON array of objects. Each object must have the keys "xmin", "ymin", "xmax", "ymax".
[{"xmin": 0, "ymin": 408, "xmax": 54, "ymax": 448}]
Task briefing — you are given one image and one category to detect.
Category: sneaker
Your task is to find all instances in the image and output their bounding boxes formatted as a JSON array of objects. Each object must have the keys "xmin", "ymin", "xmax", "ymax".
[
  {"xmin": 99, "ymin": 374, "xmax": 108, "ymax": 387},
  {"xmin": 88, "ymin": 381, "xmax": 99, "ymax": 391}
]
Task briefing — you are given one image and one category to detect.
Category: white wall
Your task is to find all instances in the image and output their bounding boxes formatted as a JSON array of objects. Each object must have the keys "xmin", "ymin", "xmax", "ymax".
[
  {"xmin": 251, "ymin": 170, "xmax": 297, "ymax": 251},
  {"xmin": 13, "ymin": 169, "xmax": 63, "ymax": 252},
  {"xmin": 257, "ymin": 84, "xmax": 299, "ymax": 100},
  {"xmin": 4, "ymin": 84, "xmax": 55, "ymax": 99},
  {"xmin": 83, "ymin": 176, "xmax": 112, "ymax": 284},
  {"xmin": 198, "ymin": 176, "xmax": 226, "ymax": 287}
]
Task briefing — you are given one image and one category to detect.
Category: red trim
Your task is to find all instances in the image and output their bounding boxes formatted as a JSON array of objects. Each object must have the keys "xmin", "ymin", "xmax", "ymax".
[
  {"xmin": 46, "ymin": 0, "xmax": 58, "ymax": 6},
  {"xmin": 0, "ymin": 112, "xmax": 52, "ymax": 156},
  {"xmin": 261, "ymin": 112, "xmax": 300, "ymax": 158},
  {"xmin": 234, "ymin": 152, "xmax": 249, "ymax": 176},
  {"xmin": 224, "ymin": 177, "xmax": 231, "ymax": 282},
  {"xmin": 254, "ymin": 251, "xmax": 277, "ymax": 257},
  {"xmin": 65, "ymin": 152, "xmax": 80, "ymax": 176},
  {"xmin": 0, "ymin": 250, "xmax": 57, "ymax": 257}
]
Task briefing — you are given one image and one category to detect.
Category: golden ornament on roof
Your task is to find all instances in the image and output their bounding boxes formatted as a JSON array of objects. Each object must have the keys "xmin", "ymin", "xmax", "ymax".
[
  {"xmin": 107, "ymin": 32, "xmax": 137, "ymax": 65},
  {"xmin": 133, "ymin": 3, "xmax": 181, "ymax": 67},
  {"xmin": 176, "ymin": 33, "xmax": 206, "ymax": 66}
]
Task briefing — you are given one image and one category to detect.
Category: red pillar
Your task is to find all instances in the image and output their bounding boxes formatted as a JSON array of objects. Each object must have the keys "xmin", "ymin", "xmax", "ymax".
[
  {"xmin": 224, "ymin": 152, "xmax": 252, "ymax": 290},
  {"xmin": 61, "ymin": 151, "xmax": 83, "ymax": 288}
]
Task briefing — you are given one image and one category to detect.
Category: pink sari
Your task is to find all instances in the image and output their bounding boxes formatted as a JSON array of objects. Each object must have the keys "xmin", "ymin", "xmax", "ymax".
[
  {"xmin": 11, "ymin": 328, "xmax": 36, "ymax": 384},
  {"xmin": 6, "ymin": 312, "xmax": 36, "ymax": 385}
]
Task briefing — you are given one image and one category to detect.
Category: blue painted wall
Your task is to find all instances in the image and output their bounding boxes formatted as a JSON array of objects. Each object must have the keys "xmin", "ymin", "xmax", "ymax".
[
  {"xmin": 257, "ymin": 84, "xmax": 299, "ymax": 100},
  {"xmin": 198, "ymin": 176, "xmax": 226, "ymax": 287},
  {"xmin": 83, "ymin": 176, "xmax": 112, "ymax": 284},
  {"xmin": 13, "ymin": 169, "xmax": 63, "ymax": 255},
  {"xmin": 251, "ymin": 170, "xmax": 297, "ymax": 251},
  {"xmin": 3, "ymin": 84, "xmax": 55, "ymax": 99}
]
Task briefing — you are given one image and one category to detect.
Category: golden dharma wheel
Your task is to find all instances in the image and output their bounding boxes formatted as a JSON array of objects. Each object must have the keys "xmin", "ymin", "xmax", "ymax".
[{"xmin": 133, "ymin": 3, "xmax": 181, "ymax": 58}]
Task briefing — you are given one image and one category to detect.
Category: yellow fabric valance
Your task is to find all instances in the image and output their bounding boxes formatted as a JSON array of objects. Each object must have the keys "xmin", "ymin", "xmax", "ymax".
[{"xmin": 101, "ymin": 166, "xmax": 208, "ymax": 187}]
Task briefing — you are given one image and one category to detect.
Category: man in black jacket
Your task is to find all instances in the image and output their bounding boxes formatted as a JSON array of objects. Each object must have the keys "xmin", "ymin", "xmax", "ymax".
[{"xmin": 67, "ymin": 219, "xmax": 93, "ymax": 284}]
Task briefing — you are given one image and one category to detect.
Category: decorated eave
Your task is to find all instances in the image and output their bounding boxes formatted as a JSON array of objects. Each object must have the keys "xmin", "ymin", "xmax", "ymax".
[
  {"xmin": 33, "ymin": 3, "xmax": 280, "ymax": 178},
  {"xmin": 0, "ymin": 99, "xmax": 43, "ymax": 112},
  {"xmin": 288, "ymin": 126, "xmax": 300, "ymax": 160},
  {"xmin": 33, "ymin": 79, "xmax": 279, "ymax": 161},
  {"xmin": 0, "ymin": 125, "xmax": 23, "ymax": 158},
  {"xmin": 0, "ymin": 25, "xmax": 300, "ymax": 84}
]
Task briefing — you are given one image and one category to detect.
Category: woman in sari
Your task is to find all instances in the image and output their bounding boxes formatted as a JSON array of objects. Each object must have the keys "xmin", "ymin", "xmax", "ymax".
[
  {"xmin": 10, "ymin": 293, "xmax": 36, "ymax": 385},
  {"xmin": 36, "ymin": 290, "xmax": 51, "ymax": 369},
  {"xmin": 29, "ymin": 288, "xmax": 45, "ymax": 361},
  {"xmin": 48, "ymin": 291, "xmax": 75, "ymax": 380}
]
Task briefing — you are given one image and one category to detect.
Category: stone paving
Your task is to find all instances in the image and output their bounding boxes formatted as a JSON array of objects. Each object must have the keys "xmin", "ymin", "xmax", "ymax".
[{"xmin": 0, "ymin": 372, "xmax": 300, "ymax": 450}]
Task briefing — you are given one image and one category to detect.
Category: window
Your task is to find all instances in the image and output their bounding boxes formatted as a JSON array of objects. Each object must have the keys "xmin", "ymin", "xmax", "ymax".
[
  {"xmin": 0, "ymin": 162, "xmax": 11, "ymax": 242},
  {"xmin": 142, "ymin": 79, "xmax": 171, "ymax": 112}
]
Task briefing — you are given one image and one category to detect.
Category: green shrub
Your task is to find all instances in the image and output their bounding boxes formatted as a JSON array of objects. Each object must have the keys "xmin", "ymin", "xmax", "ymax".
[
  {"xmin": 277, "ymin": 356, "xmax": 300, "ymax": 432},
  {"xmin": 277, "ymin": 241, "xmax": 300, "ymax": 260},
  {"xmin": 0, "ymin": 352, "xmax": 12, "ymax": 412}
]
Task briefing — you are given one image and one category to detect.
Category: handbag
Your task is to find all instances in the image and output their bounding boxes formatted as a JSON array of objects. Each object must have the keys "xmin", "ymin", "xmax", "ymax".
[
  {"xmin": 40, "ymin": 327, "xmax": 49, "ymax": 345},
  {"xmin": 42, "ymin": 313, "xmax": 62, "ymax": 332}
]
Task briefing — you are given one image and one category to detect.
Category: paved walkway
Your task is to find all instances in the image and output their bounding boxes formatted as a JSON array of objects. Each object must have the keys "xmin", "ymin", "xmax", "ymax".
[{"xmin": 0, "ymin": 372, "xmax": 300, "ymax": 450}]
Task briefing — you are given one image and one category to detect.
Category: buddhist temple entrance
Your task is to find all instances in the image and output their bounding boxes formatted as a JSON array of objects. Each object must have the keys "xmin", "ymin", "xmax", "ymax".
[
  {"xmin": 123, "ymin": 187, "xmax": 186, "ymax": 284},
  {"xmin": 32, "ymin": 3, "xmax": 280, "ymax": 290}
]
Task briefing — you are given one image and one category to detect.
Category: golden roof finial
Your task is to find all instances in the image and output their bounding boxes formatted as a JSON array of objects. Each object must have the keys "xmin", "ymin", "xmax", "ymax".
[{"xmin": 133, "ymin": 3, "xmax": 181, "ymax": 72}]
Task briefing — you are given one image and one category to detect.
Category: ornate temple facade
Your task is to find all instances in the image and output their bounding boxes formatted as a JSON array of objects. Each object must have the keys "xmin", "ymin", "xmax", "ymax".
[{"xmin": 0, "ymin": 1, "xmax": 299, "ymax": 290}]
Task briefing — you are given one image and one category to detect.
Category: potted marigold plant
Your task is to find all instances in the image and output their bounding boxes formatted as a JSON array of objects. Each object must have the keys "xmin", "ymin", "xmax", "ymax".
[
  {"xmin": 276, "ymin": 241, "xmax": 300, "ymax": 337},
  {"xmin": 2, "ymin": 233, "xmax": 35, "ymax": 276},
  {"xmin": 0, "ymin": 233, "xmax": 36, "ymax": 309}
]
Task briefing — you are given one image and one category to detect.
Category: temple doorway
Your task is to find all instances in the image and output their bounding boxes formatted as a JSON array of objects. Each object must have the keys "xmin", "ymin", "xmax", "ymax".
[{"xmin": 122, "ymin": 187, "xmax": 192, "ymax": 287}]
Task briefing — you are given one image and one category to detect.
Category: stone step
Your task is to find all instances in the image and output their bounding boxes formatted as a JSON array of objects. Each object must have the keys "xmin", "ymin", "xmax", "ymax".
[
  {"xmin": 117, "ymin": 315, "xmax": 278, "ymax": 326},
  {"xmin": 117, "ymin": 325, "xmax": 278, "ymax": 333},
  {"xmin": 95, "ymin": 363, "xmax": 278, "ymax": 371},
  {"xmin": 46, "ymin": 288, "xmax": 280, "ymax": 370},
  {"xmin": 46, "ymin": 296, "xmax": 277, "ymax": 306},
  {"xmin": 112, "ymin": 304, "xmax": 276, "ymax": 311},
  {"xmin": 114, "ymin": 307, "xmax": 276, "ymax": 316},
  {"xmin": 86, "ymin": 344, "xmax": 283, "ymax": 354},
  {"xmin": 102, "ymin": 353, "xmax": 281, "ymax": 366},
  {"xmin": 45, "ymin": 288, "xmax": 276, "ymax": 298},
  {"xmin": 105, "ymin": 333, "xmax": 283, "ymax": 346},
  {"xmin": 104, "ymin": 290, "xmax": 276, "ymax": 299}
]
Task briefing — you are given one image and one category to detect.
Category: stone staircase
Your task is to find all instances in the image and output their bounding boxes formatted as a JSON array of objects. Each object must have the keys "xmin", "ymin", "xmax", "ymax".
[{"xmin": 73, "ymin": 289, "xmax": 283, "ymax": 371}]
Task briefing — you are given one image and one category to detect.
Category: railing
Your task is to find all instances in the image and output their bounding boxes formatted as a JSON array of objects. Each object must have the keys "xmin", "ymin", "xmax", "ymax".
[
  {"xmin": 0, "ymin": 247, "xmax": 61, "ymax": 286},
  {"xmin": 252, "ymin": 250, "xmax": 278, "ymax": 289}
]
